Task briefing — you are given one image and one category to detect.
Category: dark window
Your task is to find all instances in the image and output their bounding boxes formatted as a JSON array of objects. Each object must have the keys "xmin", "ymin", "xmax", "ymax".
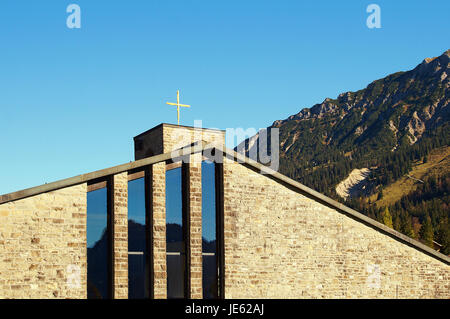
[
  {"xmin": 87, "ymin": 186, "xmax": 110, "ymax": 299},
  {"xmin": 166, "ymin": 165, "xmax": 186, "ymax": 298},
  {"xmin": 128, "ymin": 177, "xmax": 149, "ymax": 299},
  {"xmin": 202, "ymin": 161, "xmax": 218, "ymax": 299}
]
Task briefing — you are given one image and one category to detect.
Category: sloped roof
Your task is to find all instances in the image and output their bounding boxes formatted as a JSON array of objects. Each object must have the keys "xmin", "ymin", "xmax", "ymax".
[{"xmin": 1, "ymin": 141, "xmax": 449, "ymax": 265}]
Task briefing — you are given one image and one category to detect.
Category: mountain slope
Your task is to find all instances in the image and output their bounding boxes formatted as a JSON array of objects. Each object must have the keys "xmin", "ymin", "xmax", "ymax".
[{"xmin": 238, "ymin": 49, "xmax": 450, "ymax": 253}]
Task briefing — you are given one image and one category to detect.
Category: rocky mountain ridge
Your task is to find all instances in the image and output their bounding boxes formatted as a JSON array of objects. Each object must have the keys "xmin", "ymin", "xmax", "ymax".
[
  {"xmin": 237, "ymin": 49, "xmax": 450, "ymax": 253},
  {"xmin": 270, "ymin": 49, "xmax": 449, "ymax": 147}
]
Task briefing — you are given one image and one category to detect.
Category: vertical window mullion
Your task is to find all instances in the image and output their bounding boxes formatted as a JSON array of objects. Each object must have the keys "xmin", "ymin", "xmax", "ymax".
[
  {"xmin": 182, "ymin": 163, "xmax": 191, "ymax": 298},
  {"xmin": 107, "ymin": 176, "xmax": 114, "ymax": 299},
  {"xmin": 145, "ymin": 166, "xmax": 154, "ymax": 299},
  {"xmin": 215, "ymin": 163, "xmax": 225, "ymax": 299}
]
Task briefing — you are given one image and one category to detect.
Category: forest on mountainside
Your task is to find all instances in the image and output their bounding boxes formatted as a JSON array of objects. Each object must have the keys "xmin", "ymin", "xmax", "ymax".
[{"xmin": 239, "ymin": 50, "xmax": 450, "ymax": 254}]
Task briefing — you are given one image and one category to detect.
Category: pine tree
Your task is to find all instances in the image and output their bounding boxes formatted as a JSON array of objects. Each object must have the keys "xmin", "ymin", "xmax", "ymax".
[
  {"xmin": 436, "ymin": 218, "xmax": 450, "ymax": 255},
  {"xmin": 393, "ymin": 214, "xmax": 401, "ymax": 231},
  {"xmin": 419, "ymin": 215, "xmax": 434, "ymax": 248},
  {"xmin": 401, "ymin": 213, "xmax": 416, "ymax": 239},
  {"xmin": 377, "ymin": 188, "xmax": 384, "ymax": 201},
  {"xmin": 382, "ymin": 207, "xmax": 393, "ymax": 229}
]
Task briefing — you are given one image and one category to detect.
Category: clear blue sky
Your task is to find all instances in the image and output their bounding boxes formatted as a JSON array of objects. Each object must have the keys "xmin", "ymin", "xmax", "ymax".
[{"xmin": 0, "ymin": 0, "xmax": 449, "ymax": 194}]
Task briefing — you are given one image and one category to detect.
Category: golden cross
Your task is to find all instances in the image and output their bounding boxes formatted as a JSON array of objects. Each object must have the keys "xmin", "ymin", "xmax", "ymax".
[{"xmin": 166, "ymin": 90, "xmax": 190, "ymax": 125}]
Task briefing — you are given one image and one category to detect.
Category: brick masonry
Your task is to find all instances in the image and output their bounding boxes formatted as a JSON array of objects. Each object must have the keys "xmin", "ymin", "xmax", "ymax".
[
  {"xmin": 134, "ymin": 124, "xmax": 225, "ymax": 161},
  {"xmin": 152, "ymin": 162, "xmax": 167, "ymax": 299},
  {"xmin": 222, "ymin": 157, "xmax": 450, "ymax": 298},
  {"xmin": 162, "ymin": 125, "xmax": 225, "ymax": 156},
  {"xmin": 113, "ymin": 173, "xmax": 128, "ymax": 299},
  {"xmin": 1, "ymin": 124, "xmax": 449, "ymax": 299},
  {"xmin": 189, "ymin": 154, "xmax": 203, "ymax": 299},
  {"xmin": 0, "ymin": 184, "xmax": 87, "ymax": 299}
]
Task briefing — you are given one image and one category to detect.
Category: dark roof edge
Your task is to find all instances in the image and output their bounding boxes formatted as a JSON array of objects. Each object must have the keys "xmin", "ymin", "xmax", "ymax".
[
  {"xmin": 0, "ymin": 142, "xmax": 205, "ymax": 205},
  {"xmin": 217, "ymin": 145, "xmax": 450, "ymax": 266},
  {"xmin": 1, "ymin": 142, "xmax": 448, "ymax": 265}
]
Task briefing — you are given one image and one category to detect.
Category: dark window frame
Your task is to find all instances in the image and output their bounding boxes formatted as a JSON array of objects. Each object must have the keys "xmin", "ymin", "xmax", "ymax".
[
  {"xmin": 215, "ymin": 162, "xmax": 225, "ymax": 299},
  {"xmin": 145, "ymin": 165, "xmax": 154, "ymax": 299},
  {"xmin": 85, "ymin": 154, "xmax": 225, "ymax": 300},
  {"xmin": 182, "ymin": 162, "xmax": 191, "ymax": 298},
  {"xmin": 165, "ymin": 161, "xmax": 190, "ymax": 299},
  {"xmin": 127, "ymin": 167, "xmax": 154, "ymax": 299},
  {"xmin": 200, "ymin": 151, "xmax": 225, "ymax": 300},
  {"xmin": 86, "ymin": 177, "xmax": 114, "ymax": 299}
]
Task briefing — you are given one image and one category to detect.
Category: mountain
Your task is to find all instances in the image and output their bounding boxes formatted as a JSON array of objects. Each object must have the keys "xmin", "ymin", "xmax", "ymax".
[{"xmin": 238, "ymin": 49, "xmax": 450, "ymax": 254}]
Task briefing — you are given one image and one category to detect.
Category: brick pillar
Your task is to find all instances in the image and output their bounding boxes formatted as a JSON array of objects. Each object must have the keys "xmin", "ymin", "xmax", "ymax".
[
  {"xmin": 113, "ymin": 172, "xmax": 128, "ymax": 299},
  {"xmin": 152, "ymin": 162, "xmax": 167, "ymax": 299},
  {"xmin": 189, "ymin": 154, "xmax": 203, "ymax": 298},
  {"xmin": 222, "ymin": 158, "xmax": 234, "ymax": 298}
]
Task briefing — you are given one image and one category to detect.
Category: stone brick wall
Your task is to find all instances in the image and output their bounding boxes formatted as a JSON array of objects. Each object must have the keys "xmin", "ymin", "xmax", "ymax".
[
  {"xmin": 134, "ymin": 124, "xmax": 225, "ymax": 161},
  {"xmin": 113, "ymin": 173, "xmax": 128, "ymax": 299},
  {"xmin": 222, "ymin": 158, "xmax": 450, "ymax": 298},
  {"xmin": 163, "ymin": 125, "xmax": 225, "ymax": 156},
  {"xmin": 3, "ymin": 126, "xmax": 448, "ymax": 300},
  {"xmin": 189, "ymin": 154, "xmax": 203, "ymax": 299},
  {"xmin": 0, "ymin": 184, "xmax": 87, "ymax": 299},
  {"xmin": 152, "ymin": 162, "xmax": 167, "ymax": 299}
]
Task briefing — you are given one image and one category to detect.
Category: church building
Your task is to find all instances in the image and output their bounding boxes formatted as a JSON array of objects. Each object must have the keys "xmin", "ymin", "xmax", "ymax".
[{"xmin": 0, "ymin": 123, "xmax": 449, "ymax": 299}]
